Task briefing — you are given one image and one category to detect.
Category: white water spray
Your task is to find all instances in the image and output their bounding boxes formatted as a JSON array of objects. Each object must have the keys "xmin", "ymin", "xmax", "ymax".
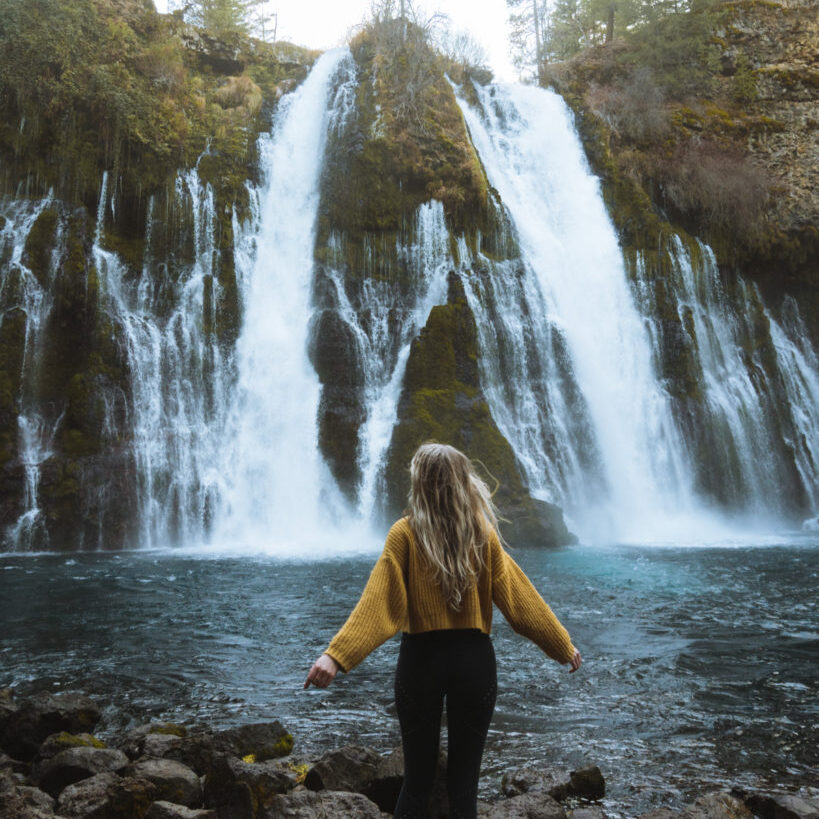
[
  {"xmin": 457, "ymin": 83, "xmax": 707, "ymax": 541},
  {"xmin": 212, "ymin": 49, "xmax": 364, "ymax": 552}
]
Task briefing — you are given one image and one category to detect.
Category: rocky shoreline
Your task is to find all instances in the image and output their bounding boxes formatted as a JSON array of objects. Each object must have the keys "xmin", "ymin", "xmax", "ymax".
[{"xmin": 1, "ymin": 689, "xmax": 816, "ymax": 819}]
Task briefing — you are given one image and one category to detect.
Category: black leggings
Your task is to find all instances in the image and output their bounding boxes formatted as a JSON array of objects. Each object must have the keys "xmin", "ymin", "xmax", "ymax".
[{"xmin": 393, "ymin": 629, "xmax": 497, "ymax": 819}]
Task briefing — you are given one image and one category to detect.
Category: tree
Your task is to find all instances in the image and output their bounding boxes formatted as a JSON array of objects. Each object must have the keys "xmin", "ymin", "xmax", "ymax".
[
  {"xmin": 172, "ymin": 0, "xmax": 269, "ymax": 37},
  {"xmin": 507, "ymin": 0, "xmax": 548, "ymax": 80}
]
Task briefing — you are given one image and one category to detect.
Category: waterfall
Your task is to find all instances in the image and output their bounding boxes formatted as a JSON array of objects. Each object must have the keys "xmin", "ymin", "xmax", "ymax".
[
  {"xmin": 94, "ymin": 167, "xmax": 233, "ymax": 549},
  {"xmin": 631, "ymin": 238, "xmax": 819, "ymax": 522},
  {"xmin": 211, "ymin": 49, "xmax": 363, "ymax": 552},
  {"xmin": 0, "ymin": 197, "xmax": 61, "ymax": 550},
  {"xmin": 457, "ymin": 83, "xmax": 702, "ymax": 540}
]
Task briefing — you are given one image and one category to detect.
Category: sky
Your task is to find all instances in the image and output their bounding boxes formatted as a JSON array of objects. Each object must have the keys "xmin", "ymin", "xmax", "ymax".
[{"xmin": 153, "ymin": 0, "xmax": 519, "ymax": 81}]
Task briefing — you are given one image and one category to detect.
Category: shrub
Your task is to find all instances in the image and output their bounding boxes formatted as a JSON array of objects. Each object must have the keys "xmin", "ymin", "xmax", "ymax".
[
  {"xmin": 588, "ymin": 66, "xmax": 669, "ymax": 143},
  {"xmin": 660, "ymin": 139, "xmax": 769, "ymax": 234}
]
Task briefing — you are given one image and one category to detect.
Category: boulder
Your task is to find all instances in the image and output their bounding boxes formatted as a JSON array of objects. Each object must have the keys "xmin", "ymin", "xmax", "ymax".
[
  {"xmin": 0, "ymin": 692, "xmax": 101, "ymax": 761},
  {"xmin": 126, "ymin": 758, "xmax": 203, "ymax": 807},
  {"xmin": 56, "ymin": 771, "xmax": 157, "ymax": 819},
  {"xmin": 478, "ymin": 791, "xmax": 567, "ymax": 818},
  {"xmin": 34, "ymin": 746, "xmax": 129, "ymax": 797},
  {"xmin": 121, "ymin": 723, "xmax": 188, "ymax": 760},
  {"xmin": 568, "ymin": 767, "xmax": 606, "ymax": 801},
  {"xmin": 304, "ymin": 745, "xmax": 381, "ymax": 793},
  {"xmin": 0, "ymin": 776, "xmax": 57, "ymax": 819},
  {"xmin": 261, "ymin": 789, "xmax": 388, "ymax": 818},
  {"xmin": 501, "ymin": 765, "xmax": 605, "ymax": 802},
  {"xmin": 569, "ymin": 809, "xmax": 607, "ymax": 819},
  {"xmin": 212, "ymin": 722, "xmax": 293, "ymax": 762},
  {"xmin": 16, "ymin": 786, "xmax": 56, "ymax": 813},
  {"xmin": 681, "ymin": 792, "xmax": 753, "ymax": 818},
  {"xmin": 145, "ymin": 801, "xmax": 218, "ymax": 819},
  {"xmin": 362, "ymin": 745, "xmax": 448, "ymax": 817},
  {"xmin": 738, "ymin": 790, "xmax": 819, "ymax": 819},
  {"xmin": 37, "ymin": 732, "xmax": 107, "ymax": 762},
  {"xmin": 203, "ymin": 754, "xmax": 295, "ymax": 819},
  {"xmin": 637, "ymin": 811, "xmax": 678, "ymax": 819}
]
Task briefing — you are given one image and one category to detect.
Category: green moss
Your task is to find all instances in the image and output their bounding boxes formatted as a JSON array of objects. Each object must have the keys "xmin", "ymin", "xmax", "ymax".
[
  {"xmin": 383, "ymin": 273, "xmax": 575, "ymax": 546},
  {"xmin": 22, "ymin": 207, "xmax": 60, "ymax": 287},
  {"xmin": 49, "ymin": 731, "xmax": 107, "ymax": 750},
  {"xmin": 258, "ymin": 733, "xmax": 293, "ymax": 760},
  {"xmin": 148, "ymin": 722, "xmax": 187, "ymax": 737}
]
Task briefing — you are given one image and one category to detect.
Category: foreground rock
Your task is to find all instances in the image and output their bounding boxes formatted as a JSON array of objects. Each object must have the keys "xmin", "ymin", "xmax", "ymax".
[
  {"xmin": 33, "ymin": 746, "xmax": 129, "ymax": 797},
  {"xmin": 501, "ymin": 764, "xmax": 606, "ymax": 802},
  {"xmin": 126, "ymin": 759, "xmax": 202, "ymax": 807},
  {"xmin": 203, "ymin": 754, "xmax": 294, "ymax": 818},
  {"xmin": 144, "ymin": 802, "xmax": 218, "ymax": 819},
  {"xmin": 0, "ymin": 692, "xmax": 101, "ymax": 761},
  {"xmin": 479, "ymin": 790, "xmax": 567, "ymax": 818},
  {"xmin": 56, "ymin": 771, "xmax": 157, "ymax": 818},
  {"xmin": 262, "ymin": 789, "xmax": 388, "ymax": 818}
]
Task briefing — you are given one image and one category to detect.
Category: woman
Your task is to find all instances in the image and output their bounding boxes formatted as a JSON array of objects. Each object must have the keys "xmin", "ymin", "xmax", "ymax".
[{"xmin": 305, "ymin": 442, "xmax": 582, "ymax": 818}]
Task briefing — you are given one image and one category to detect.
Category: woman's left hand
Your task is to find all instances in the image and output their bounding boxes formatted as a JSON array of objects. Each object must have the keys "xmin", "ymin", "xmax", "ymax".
[{"xmin": 304, "ymin": 653, "xmax": 341, "ymax": 689}]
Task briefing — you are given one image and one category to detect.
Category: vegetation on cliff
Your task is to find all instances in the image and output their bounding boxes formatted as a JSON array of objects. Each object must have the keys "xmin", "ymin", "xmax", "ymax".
[{"xmin": 539, "ymin": 0, "xmax": 817, "ymax": 342}]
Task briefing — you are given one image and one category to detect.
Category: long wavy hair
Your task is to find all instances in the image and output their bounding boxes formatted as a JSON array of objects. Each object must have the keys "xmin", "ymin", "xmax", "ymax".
[{"xmin": 407, "ymin": 442, "xmax": 500, "ymax": 610}]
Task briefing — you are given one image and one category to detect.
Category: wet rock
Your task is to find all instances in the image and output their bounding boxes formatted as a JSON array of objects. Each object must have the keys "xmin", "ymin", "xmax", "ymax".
[
  {"xmin": 16, "ymin": 786, "xmax": 56, "ymax": 813},
  {"xmin": 502, "ymin": 766, "xmax": 573, "ymax": 798},
  {"xmin": 0, "ymin": 692, "xmax": 101, "ymax": 761},
  {"xmin": 203, "ymin": 754, "xmax": 294, "ymax": 818},
  {"xmin": 56, "ymin": 771, "xmax": 157, "ymax": 818},
  {"xmin": 479, "ymin": 791, "xmax": 567, "ymax": 818},
  {"xmin": 568, "ymin": 766, "xmax": 606, "ymax": 801},
  {"xmin": 363, "ymin": 745, "xmax": 448, "ymax": 817},
  {"xmin": 126, "ymin": 758, "xmax": 202, "ymax": 807},
  {"xmin": 34, "ymin": 746, "xmax": 129, "ymax": 797},
  {"xmin": 501, "ymin": 764, "xmax": 604, "ymax": 802},
  {"xmin": 737, "ymin": 790, "xmax": 819, "ymax": 819},
  {"xmin": 0, "ymin": 776, "xmax": 58, "ymax": 819},
  {"xmin": 0, "ymin": 749, "xmax": 27, "ymax": 775},
  {"xmin": 680, "ymin": 792, "xmax": 753, "ymax": 818},
  {"xmin": 212, "ymin": 722, "xmax": 293, "ymax": 762},
  {"xmin": 144, "ymin": 801, "xmax": 218, "ymax": 819},
  {"xmin": 261, "ymin": 789, "xmax": 388, "ymax": 818},
  {"xmin": 568, "ymin": 810, "xmax": 607, "ymax": 819},
  {"xmin": 304, "ymin": 744, "xmax": 381, "ymax": 793},
  {"xmin": 37, "ymin": 731, "xmax": 107, "ymax": 762},
  {"xmin": 637, "ymin": 811, "xmax": 678, "ymax": 819}
]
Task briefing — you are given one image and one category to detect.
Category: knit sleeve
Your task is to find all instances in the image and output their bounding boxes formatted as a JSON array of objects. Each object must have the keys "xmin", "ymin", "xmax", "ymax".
[
  {"xmin": 490, "ymin": 534, "xmax": 575, "ymax": 664},
  {"xmin": 324, "ymin": 527, "xmax": 409, "ymax": 673}
]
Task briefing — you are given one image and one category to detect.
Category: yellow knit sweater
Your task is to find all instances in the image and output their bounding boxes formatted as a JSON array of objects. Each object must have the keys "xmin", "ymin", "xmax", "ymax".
[{"xmin": 325, "ymin": 517, "xmax": 576, "ymax": 672}]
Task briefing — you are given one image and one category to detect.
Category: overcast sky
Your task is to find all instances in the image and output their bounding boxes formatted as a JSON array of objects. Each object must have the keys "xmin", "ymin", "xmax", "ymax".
[{"xmin": 153, "ymin": 0, "xmax": 519, "ymax": 81}]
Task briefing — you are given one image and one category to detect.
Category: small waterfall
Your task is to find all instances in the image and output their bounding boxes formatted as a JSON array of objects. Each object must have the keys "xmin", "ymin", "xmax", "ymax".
[
  {"xmin": 95, "ymin": 168, "xmax": 232, "ymax": 549},
  {"xmin": 319, "ymin": 201, "xmax": 450, "ymax": 519},
  {"xmin": 0, "ymin": 198, "xmax": 61, "ymax": 550},
  {"xmin": 212, "ymin": 49, "xmax": 360, "ymax": 551},
  {"xmin": 633, "ymin": 237, "xmax": 819, "ymax": 521},
  {"xmin": 457, "ymin": 83, "xmax": 699, "ymax": 540}
]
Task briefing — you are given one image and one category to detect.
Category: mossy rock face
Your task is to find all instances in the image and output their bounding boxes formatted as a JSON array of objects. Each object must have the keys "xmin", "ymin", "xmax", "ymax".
[
  {"xmin": 384, "ymin": 272, "xmax": 575, "ymax": 547},
  {"xmin": 317, "ymin": 21, "xmax": 490, "ymax": 269},
  {"xmin": 22, "ymin": 207, "xmax": 61, "ymax": 288},
  {"xmin": 308, "ymin": 306, "xmax": 367, "ymax": 501}
]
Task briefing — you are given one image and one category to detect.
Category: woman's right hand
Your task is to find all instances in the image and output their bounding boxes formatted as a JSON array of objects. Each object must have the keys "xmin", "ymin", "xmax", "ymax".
[
  {"xmin": 568, "ymin": 648, "xmax": 582, "ymax": 673},
  {"xmin": 304, "ymin": 653, "xmax": 341, "ymax": 689}
]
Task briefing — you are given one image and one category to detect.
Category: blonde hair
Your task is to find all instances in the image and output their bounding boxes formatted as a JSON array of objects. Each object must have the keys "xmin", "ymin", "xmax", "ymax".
[{"xmin": 407, "ymin": 442, "xmax": 500, "ymax": 610}]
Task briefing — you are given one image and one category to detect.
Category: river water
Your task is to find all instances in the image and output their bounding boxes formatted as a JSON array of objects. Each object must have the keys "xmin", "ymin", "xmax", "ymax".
[{"xmin": 1, "ymin": 536, "xmax": 816, "ymax": 814}]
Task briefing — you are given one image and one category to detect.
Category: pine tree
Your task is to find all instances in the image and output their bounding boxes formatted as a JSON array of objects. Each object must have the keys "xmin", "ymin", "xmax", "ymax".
[{"xmin": 180, "ymin": 0, "xmax": 269, "ymax": 37}]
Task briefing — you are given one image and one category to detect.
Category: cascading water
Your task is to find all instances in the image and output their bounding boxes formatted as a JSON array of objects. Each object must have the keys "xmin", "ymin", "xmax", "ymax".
[
  {"xmin": 632, "ymin": 237, "xmax": 819, "ymax": 522},
  {"xmin": 319, "ymin": 201, "xmax": 450, "ymax": 519},
  {"xmin": 457, "ymin": 83, "xmax": 701, "ymax": 540},
  {"xmin": 0, "ymin": 198, "xmax": 62, "ymax": 550},
  {"xmin": 95, "ymin": 168, "xmax": 232, "ymax": 549},
  {"xmin": 211, "ymin": 49, "xmax": 363, "ymax": 552}
]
